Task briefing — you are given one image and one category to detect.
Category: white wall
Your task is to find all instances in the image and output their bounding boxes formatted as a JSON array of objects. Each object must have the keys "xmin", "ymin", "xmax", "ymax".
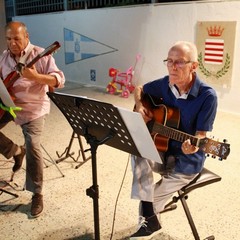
[{"xmin": 14, "ymin": 1, "xmax": 240, "ymax": 114}]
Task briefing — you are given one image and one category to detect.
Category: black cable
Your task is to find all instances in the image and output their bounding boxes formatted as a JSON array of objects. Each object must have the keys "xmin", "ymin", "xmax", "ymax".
[{"xmin": 109, "ymin": 154, "xmax": 130, "ymax": 240}]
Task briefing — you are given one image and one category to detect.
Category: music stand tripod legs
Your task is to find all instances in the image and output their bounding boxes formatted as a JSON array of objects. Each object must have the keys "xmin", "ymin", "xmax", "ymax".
[
  {"xmin": 0, "ymin": 181, "xmax": 19, "ymax": 198},
  {"xmin": 55, "ymin": 131, "xmax": 91, "ymax": 169},
  {"xmin": 84, "ymin": 126, "xmax": 114, "ymax": 240}
]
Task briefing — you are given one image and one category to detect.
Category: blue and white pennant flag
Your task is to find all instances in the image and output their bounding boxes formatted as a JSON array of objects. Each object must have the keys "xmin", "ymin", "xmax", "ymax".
[{"xmin": 64, "ymin": 28, "xmax": 118, "ymax": 64}]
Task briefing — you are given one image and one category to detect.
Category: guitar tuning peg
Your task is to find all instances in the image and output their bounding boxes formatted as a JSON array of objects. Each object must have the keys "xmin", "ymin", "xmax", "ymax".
[
  {"xmin": 218, "ymin": 157, "xmax": 223, "ymax": 161},
  {"xmin": 212, "ymin": 155, "xmax": 216, "ymax": 159},
  {"xmin": 206, "ymin": 153, "xmax": 210, "ymax": 157},
  {"xmin": 223, "ymin": 139, "xmax": 227, "ymax": 143}
]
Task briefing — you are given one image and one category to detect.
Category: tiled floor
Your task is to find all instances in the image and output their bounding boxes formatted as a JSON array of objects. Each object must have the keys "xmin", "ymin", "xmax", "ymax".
[{"xmin": 1, "ymin": 82, "xmax": 240, "ymax": 240}]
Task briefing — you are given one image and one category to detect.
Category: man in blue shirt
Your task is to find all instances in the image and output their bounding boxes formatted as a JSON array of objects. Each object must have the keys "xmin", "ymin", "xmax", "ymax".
[{"xmin": 130, "ymin": 41, "xmax": 217, "ymax": 239}]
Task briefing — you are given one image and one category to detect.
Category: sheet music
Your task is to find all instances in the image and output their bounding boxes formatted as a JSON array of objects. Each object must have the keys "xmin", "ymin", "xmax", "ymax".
[
  {"xmin": 118, "ymin": 107, "xmax": 162, "ymax": 164},
  {"xmin": 55, "ymin": 91, "xmax": 88, "ymax": 99},
  {"xmin": 0, "ymin": 80, "xmax": 16, "ymax": 107}
]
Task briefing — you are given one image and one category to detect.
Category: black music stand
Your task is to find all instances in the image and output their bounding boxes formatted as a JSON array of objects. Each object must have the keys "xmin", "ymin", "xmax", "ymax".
[{"xmin": 47, "ymin": 91, "xmax": 161, "ymax": 240}]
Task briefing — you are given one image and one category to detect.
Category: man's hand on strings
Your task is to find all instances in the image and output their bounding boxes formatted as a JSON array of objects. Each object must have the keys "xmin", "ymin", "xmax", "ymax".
[
  {"xmin": 181, "ymin": 131, "xmax": 206, "ymax": 154},
  {"xmin": 20, "ymin": 64, "xmax": 39, "ymax": 81},
  {"xmin": 181, "ymin": 139, "xmax": 199, "ymax": 154},
  {"xmin": 134, "ymin": 86, "xmax": 153, "ymax": 123},
  {"xmin": 135, "ymin": 103, "xmax": 153, "ymax": 123}
]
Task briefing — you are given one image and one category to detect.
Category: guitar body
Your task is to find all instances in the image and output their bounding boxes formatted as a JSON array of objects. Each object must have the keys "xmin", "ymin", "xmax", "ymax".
[
  {"xmin": 141, "ymin": 94, "xmax": 180, "ymax": 152},
  {"xmin": 139, "ymin": 94, "xmax": 230, "ymax": 160},
  {"xmin": 3, "ymin": 70, "xmax": 20, "ymax": 89},
  {"xmin": 152, "ymin": 134, "xmax": 169, "ymax": 152}
]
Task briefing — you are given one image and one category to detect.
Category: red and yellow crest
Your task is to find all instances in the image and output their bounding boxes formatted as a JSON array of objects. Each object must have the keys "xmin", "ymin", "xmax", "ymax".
[{"xmin": 196, "ymin": 21, "xmax": 236, "ymax": 87}]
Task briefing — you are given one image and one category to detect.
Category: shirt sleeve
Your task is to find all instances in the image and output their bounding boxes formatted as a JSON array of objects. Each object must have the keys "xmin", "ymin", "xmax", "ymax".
[
  {"xmin": 196, "ymin": 89, "xmax": 218, "ymax": 131},
  {"xmin": 37, "ymin": 52, "xmax": 65, "ymax": 89}
]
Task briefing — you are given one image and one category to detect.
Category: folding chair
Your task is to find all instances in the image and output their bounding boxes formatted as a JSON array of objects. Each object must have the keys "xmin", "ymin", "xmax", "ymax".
[{"xmin": 161, "ymin": 168, "xmax": 221, "ymax": 240}]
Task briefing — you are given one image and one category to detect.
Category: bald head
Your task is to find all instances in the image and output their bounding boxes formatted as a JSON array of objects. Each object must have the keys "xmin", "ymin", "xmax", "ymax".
[{"xmin": 5, "ymin": 21, "xmax": 28, "ymax": 33}]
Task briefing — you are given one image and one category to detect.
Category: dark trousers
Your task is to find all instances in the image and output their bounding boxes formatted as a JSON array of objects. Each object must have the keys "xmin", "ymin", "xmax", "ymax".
[{"xmin": 0, "ymin": 112, "xmax": 18, "ymax": 159}]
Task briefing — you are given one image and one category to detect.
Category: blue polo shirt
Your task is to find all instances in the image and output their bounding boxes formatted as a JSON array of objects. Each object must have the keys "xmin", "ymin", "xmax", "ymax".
[{"xmin": 143, "ymin": 75, "xmax": 218, "ymax": 174}]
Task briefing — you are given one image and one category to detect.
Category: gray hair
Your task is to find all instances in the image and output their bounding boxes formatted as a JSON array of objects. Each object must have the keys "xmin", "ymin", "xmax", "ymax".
[{"xmin": 170, "ymin": 41, "xmax": 198, "ymax": 62}]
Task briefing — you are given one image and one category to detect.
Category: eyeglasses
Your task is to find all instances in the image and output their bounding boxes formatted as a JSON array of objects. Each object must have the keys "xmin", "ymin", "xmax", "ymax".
[{"xmin": 163, "ymin": 59, "xmax": 193, "ymax": 68}]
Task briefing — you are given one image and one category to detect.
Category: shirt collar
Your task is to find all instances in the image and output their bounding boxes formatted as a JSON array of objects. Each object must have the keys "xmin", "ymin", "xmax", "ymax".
[
  {"xmin": 188, "ymin": 74, "xmax": 201, "ymax": 98},
  {"xmin": 8, "ymin": 41, "xmax": 31, "ymax": 59},
  {"xmin": 169, "ymin": 73, "xmax": 201, "ymax": 99},
  {"xmin": 169, "ymin": 83, "xmax": 189, "ymax": 99},
  {"xmin": 20, "ymin": 41, "xmax": 32, "ymax": 58}
]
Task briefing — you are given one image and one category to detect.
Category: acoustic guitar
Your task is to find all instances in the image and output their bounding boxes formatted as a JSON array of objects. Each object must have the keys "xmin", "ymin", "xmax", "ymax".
[
  {"xmin": 0, "ymin": 41, "xmax": 61, "ymax": 119},
  {"xmin": 140, "ymin": 94, "xmax": 230, "ymax": 160}
]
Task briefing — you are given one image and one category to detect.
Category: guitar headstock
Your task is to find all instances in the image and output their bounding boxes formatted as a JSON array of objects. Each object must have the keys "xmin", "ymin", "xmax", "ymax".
[
  {"xmin": 39, "ymin": 41, "xmax": 61, "ymax": 58},
  {"xmin": 199, "ymin": 137, "xmax": 230, "ymax": 160}
]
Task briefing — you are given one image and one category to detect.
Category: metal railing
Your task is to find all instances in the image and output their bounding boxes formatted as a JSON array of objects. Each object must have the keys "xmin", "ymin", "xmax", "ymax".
[
  {"xmin": 5, "ymin": 0, "xmax": 198, "ymax": 22},
  {"xmin": 5, "ymin": 0, "xmax": 152, "ymax": 21}
]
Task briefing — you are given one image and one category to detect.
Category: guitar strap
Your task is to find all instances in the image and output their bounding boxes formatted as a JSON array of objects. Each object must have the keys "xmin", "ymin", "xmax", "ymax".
[{"xmin": 18, "ymin": 44, "xmax": 35, "ymax": 67}]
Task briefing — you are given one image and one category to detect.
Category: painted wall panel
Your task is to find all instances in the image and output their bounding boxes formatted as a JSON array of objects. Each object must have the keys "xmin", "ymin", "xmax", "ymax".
[{"xmin": 13, "ymin": 2, "xmax": 240, "ymax": 114}]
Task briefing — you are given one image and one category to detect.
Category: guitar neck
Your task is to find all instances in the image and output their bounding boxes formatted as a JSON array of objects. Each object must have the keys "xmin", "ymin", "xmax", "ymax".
[
  {"xmin": 152, "ymin": 121, "xmax": 200, "ymax": 146},
  {"xmin": 26, "ymin": 54, "xmax": 41, "ymax": 68},
  {"xmin": 3, "ymin": 41, "xmax": 60, "ymax": 89}
]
